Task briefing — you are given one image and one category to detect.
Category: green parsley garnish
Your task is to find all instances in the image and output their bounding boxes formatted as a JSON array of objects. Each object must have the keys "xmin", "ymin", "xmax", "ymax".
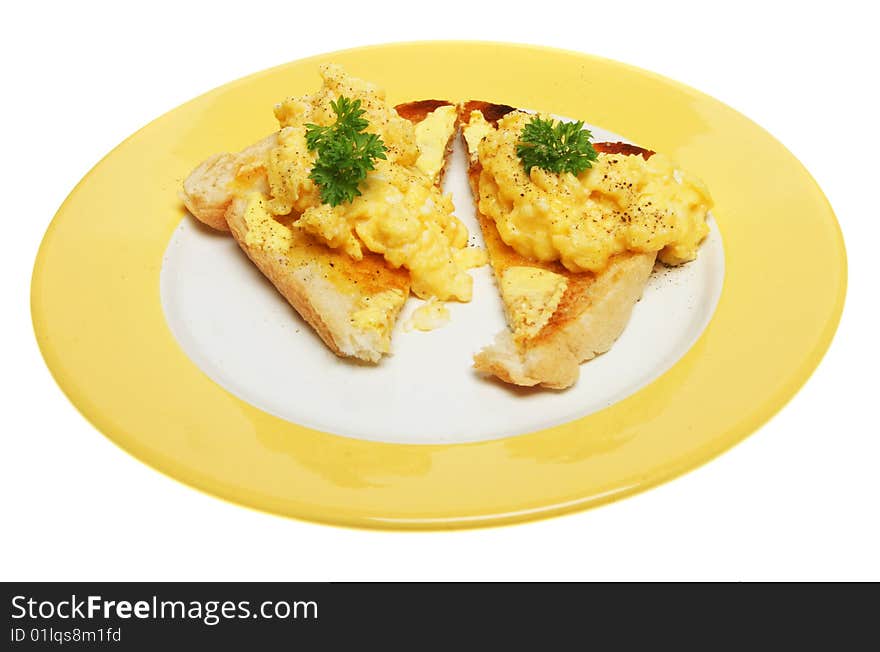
[
  {"xmin": 305, "ymin": 97, "xmax": 387, "ymax": 207},
  {"xmin": 516, "ymin": 116, "xmax": 598, "ymax": 175}
]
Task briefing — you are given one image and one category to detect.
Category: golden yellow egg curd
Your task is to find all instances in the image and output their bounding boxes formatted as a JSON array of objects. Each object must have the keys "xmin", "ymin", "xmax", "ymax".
[
  {"xmin": 237, "ymin": 64, "xmax": 481, "ymax": 303},
  {"xmin": 470, "ymin": 110, "xmax": 712, "ymax": 272}
]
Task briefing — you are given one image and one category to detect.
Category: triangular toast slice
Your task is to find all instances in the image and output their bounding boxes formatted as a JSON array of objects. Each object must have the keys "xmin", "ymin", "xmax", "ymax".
[
  {"xmin": 459, "ymin": 101, "xmax": 657, "ymax": 389},
  {"xmin": 181, "ymin": 99, "xmax": 459, "ymax": 363}
]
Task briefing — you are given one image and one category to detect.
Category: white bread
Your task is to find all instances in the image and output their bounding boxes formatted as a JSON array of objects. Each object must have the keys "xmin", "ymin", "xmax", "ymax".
[
  {"xmin": 473, "ymin": 253, "xmax": 655, "ymax": 389},
  {"xmin": 181, "ymin": 133, "xmax": 277, "ymax": 231}
]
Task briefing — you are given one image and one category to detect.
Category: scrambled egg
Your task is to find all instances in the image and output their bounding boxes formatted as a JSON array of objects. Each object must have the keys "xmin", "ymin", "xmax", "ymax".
[
  {"xmin": 239, "ymin": 64, "xmax": 480, "ymax": 303},
  {"xmin": 463, "ymin": 112, "xmax": 493, "ymax": 161},
  {"xmin": 413, "ymin": 105, "xmax": 457, "ymax": 181},
  {"xmin": 467, "ymin": 111, "xmax": 712, "ymax": 272},
  {"xmin": 406, "ymin": 297, "xmax": 451, "ymax": 332}
]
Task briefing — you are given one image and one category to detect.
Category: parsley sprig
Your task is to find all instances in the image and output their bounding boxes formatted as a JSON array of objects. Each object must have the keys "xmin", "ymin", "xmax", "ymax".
[
  {"xmin": 516, "ymin": 116, "xmax": 598, "ymax": 175},
  {"xmin": 305, "ymin": 97, "xmax": 387, "ymax": 206}
]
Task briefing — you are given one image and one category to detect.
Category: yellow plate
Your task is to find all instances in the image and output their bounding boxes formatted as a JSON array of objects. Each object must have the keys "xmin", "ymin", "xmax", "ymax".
[{"xmin": 31, "ymin": 42, "xmax": 846, "ymax": 529}]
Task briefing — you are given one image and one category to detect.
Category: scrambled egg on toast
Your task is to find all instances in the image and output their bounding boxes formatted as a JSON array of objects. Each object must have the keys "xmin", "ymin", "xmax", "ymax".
[
  {"xmin": 181, "ymin": 68, "xmax": 460, "ymax": 363},
  {"xmin": 460, "ymin": 101, "xmax": 710, "ymax": 389}
]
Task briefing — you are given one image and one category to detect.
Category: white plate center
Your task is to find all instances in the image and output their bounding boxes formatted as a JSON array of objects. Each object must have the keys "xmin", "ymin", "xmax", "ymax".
[{"xmin": 161, "ymin": 123, "xmax": 724, "ymax": 444}]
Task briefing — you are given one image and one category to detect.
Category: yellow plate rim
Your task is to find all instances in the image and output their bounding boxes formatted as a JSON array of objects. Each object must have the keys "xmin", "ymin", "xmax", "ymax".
[{"xmin": 31, "ymin": 41, "xmax": 847, "ymax": 530}]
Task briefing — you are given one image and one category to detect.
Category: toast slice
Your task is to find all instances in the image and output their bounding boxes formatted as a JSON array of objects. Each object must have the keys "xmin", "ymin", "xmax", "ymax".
[
  {"xmin": 459, "ymin": 101, "xmax": 657, "ymax": 389},
  {"xmin": 181, "ymin": 98, "xmax": 459, "ymax": 363}
]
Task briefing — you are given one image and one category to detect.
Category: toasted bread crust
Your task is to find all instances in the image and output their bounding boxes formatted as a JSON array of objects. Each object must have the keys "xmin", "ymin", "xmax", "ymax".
[
  {"xmin": 460, "ymin": 102, "xmax": 656, "ymax": 388},
  {"xmin": 394, "ymin": 99, "xmax": 452, "ymax": 122},
  {"xmin": 181, "ymin": 102, "xmax": 456, "ymax": 362},
  {"xmin": 594, "ymin": 141, "xmax": 655, "ymax": 159},
  {"xmin": 180, "ymin": 133, "xmax": 277, "ymax": 232},
  {"xmin": 460, "ymin": 100, "xmax": 516, "ymax": 126}
]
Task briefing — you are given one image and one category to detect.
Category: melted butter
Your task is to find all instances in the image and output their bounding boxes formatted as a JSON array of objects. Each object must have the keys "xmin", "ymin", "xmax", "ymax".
[
  {"xmin": 500, "ymin": 266, "xmax": 568, "ymax": 341},
  {"xmin": 413, "ymin": 105, "xmax": 457, "ymax": 182}
]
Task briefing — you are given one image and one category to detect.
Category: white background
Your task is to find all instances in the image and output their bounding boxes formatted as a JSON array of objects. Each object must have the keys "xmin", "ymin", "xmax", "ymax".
[{"xmin": 2, "ymin": 0, "xmax": 877, "ymax": 581}]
